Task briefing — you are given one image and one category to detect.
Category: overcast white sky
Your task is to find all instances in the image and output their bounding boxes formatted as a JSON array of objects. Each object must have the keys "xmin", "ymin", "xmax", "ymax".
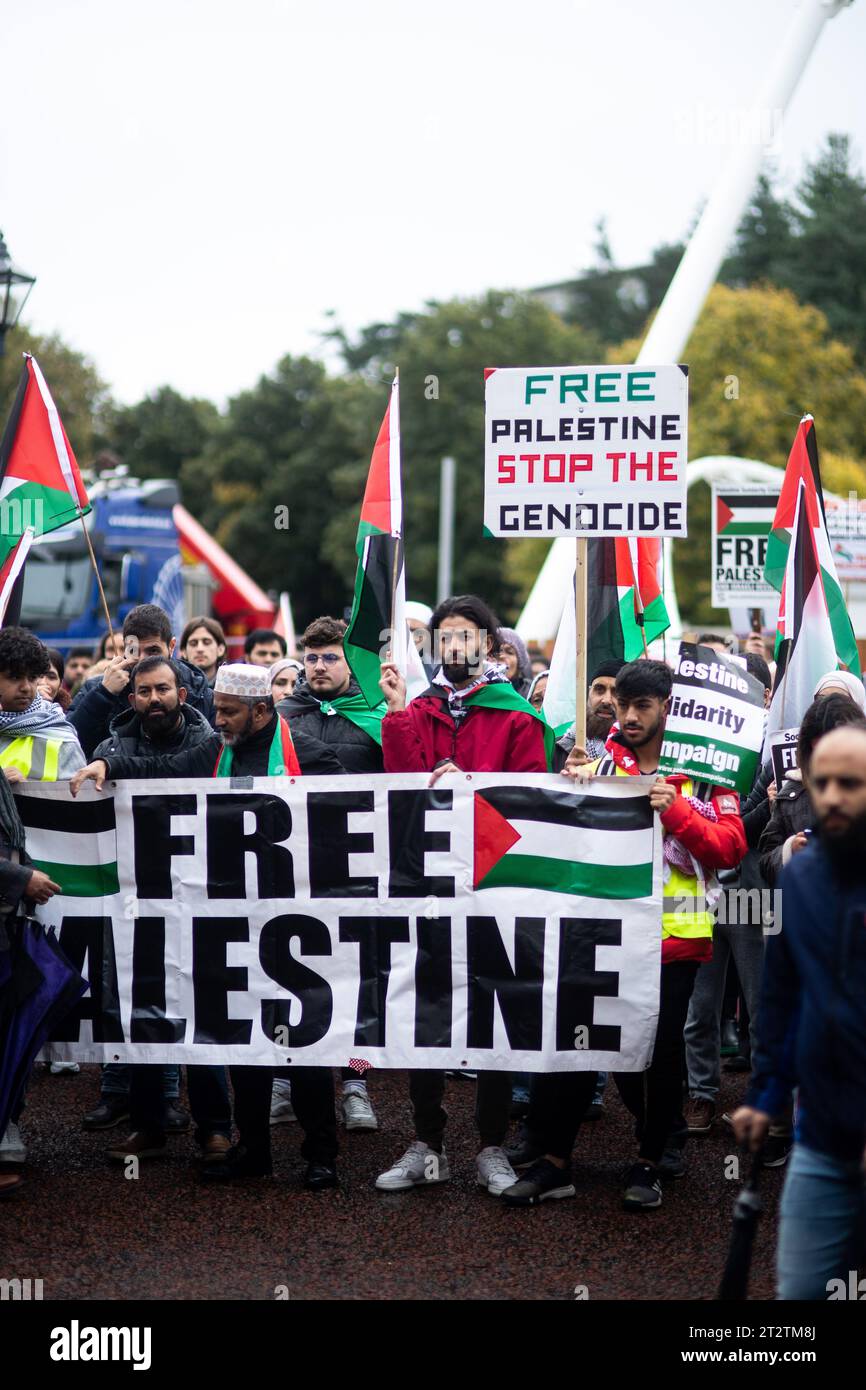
[{"xmin": 2, "ymin": 0, "xmax": 862, "ymax": 405}]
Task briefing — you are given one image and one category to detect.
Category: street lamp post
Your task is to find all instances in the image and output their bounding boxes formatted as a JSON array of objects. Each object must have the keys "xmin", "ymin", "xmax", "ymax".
[{"xmin": 0, "ymin": 233, "xmax": 36, "ymax": 355}]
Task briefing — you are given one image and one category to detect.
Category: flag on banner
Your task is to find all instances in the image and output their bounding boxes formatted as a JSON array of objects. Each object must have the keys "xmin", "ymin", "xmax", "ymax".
[
  {"xmin": 542, "ymin": 538, "xmax": 669, "ymax": 735},
  {"xmin": 715, "ymin": 492, "xmax": 777, "ymax": 538},
  {"xmin": 16, "ymin": 789, "xmax": 119, "ymax": 898},
  {"xmin": 344, "ymin": 375, "xmax": 426, "ymax": 707},
  {"xmin": 764, "ymin": 416, "xmax": 859, "ymax": 676},
  {"xmin": 764, "ymin": 477, "xmax": 839, "ymax": 754},
  {"xmin": 473, "ymin": 782, "xmax": 654, "ymax": 898},
  {"xmin": 0, "ymin": 355, "xmax": 91, "ymax": 570},
  {"xmin": 0, "ymin": 527, "xmax": 35, "ymax": 626}
]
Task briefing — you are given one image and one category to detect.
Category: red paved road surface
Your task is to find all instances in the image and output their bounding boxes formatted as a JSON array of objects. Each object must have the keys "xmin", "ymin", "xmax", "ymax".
[{"xmin": 1, "ymin": 1065, "xmax": 781, "ymax": 1300}]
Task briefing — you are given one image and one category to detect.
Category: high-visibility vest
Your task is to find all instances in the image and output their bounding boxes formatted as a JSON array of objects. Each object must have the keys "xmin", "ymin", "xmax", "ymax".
[
  {"xmin": 592, "ymin": 757, "xmax": 714, "ymax": 944},
  {"xmin": 0, "ymin": 735, "xmax": 63, "ymax": 781}
]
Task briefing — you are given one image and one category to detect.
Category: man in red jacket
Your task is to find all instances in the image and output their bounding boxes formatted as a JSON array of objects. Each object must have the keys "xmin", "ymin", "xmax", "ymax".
[
  {"xmin": 503, "ymin": 659, "xmax": 746, "ymax": 1212},
  {"xmin": 376, "ymin": 594, "xmax": 552, "ymax": 1197}
]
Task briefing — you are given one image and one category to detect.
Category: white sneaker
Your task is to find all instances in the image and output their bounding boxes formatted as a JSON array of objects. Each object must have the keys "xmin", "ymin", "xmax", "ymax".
[
  {"xmin": 0, "ymin": 1122, "xmax": 26, "ymax": 1164},
  {"xmin": 50, "ymin": 1060, "xmax": 80, "ymax": 1074},
  {"xmin": 342, "ymin": 1087, "xmax": 378, "ymax": 1131},
  {"xmin": 270, "ymin": 1080, "xmax": 296, "ymax": 1126},
  {"xmin": 375, "ymin": 1141, "xmax": 450, "ymax": 1191},
  {"xmin": 476, "ymin": 1145, "xmax": 518, "ymax": 1196}
]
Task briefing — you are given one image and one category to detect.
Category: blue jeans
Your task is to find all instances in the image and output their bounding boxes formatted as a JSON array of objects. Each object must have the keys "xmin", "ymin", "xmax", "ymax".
[{"xmin": 777, "ymin": 1143, "xmax": 866, "ymax": 1300}]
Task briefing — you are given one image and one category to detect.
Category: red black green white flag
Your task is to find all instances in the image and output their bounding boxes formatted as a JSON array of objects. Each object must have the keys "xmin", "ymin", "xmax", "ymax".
[
  {"xmin": 344, "ymin": 375, "xmax": 425, "ymax": 708},
  {"xmin": 0, "ymin": 355, "xmax": 91, "ymax": 569},
  {"xmin": 542, "ymin": 537, "xmax": 670, "ymax": 734},
  {"xmin": 764, "ymin": 475, "xmax": 839, "ymax": 751},
  {"xmin": 473, "ymin": 782, "xmax": 654, "ymax": 898},
  {"xmin": 0, "ymin": 527, "xmax": 35, "ymax": 627},
  {"xmin": 764, "ymin": 416, "xmax": 859, "ymax": 677}
]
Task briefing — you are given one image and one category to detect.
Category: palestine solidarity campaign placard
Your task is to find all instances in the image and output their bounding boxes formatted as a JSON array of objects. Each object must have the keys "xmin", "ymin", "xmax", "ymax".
[{"xmin": 658, "ymin": 643, "xmax": 765, "ymax": 793}]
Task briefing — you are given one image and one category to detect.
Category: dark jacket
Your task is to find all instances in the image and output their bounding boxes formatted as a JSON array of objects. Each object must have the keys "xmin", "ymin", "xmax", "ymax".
[
  {"xmin": 758, "ymin": 770, "xmax": 812, "ymax": 887},
  {"xmin": 101, "ymin": 713, "xmax": 345, "ymax": 780},
  {"xmin": 69, "ymin": 657, "xmax": 216, "ymax": 758},
  {"xmin": 93, "ymin": 702, "xmax": 215, "ymax": 763},
  {"xmin": 276, "ymin": 678, "xmax": 383, "ymax": 775},
  {"xmin": 746, "ymin": 837, "xmax": 866, "ymax": 1161}
]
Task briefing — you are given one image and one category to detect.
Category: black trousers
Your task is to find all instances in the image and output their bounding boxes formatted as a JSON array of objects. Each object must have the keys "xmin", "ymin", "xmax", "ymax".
[
  {"xmin": 129, "ymin": 1064, "xmax": 230, "ymax": 1141},
  {"xmin": 613, "ymin": 960, "xmax": 699, "ymax": 1164},
  {"xmin": 410, "ymin": 1069, "xmax": 512, "ymax": 1151},
  {"xmin": 130, "ymin": 1064, "xmax": 338, "ymax": 1165},
  {"xmin": 267, "ymin": 1066, "xmax": 338, "ymax": 1165},
  {"xmin": 524, "ymin": 960, "xmax": 699, "ymax": 1165},
  {"xmin": 524, "ymin": 1070, "xmax": 600, "ymax": 1162}
]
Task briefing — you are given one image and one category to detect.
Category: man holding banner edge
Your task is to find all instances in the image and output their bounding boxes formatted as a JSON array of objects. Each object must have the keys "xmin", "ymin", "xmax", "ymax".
[{"xmin": 503, "ymin": 658, "xmax": 746, "ymax": 1210}]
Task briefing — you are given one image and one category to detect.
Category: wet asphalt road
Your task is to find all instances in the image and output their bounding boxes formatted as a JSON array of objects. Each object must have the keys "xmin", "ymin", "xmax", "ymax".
[{"xmin": 1, "ymin": 1064, "xmax": 781, "ymax": 1301}]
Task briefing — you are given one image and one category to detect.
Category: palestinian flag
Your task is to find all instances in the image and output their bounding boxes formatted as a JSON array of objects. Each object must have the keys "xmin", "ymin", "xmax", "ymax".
[
  {"xmin": 344, "ymin": 374, "xmax": 426, "ymax": 708},
  {"xmin": 764, "ymin": 476, "xmax": 839, "ymax": 753},
  {"xmin": 542, "ymin": 538, "xmax": 669, "ymax": 735},
  {"xmin": 764, "ymin": 416, "xmax": 859, "ymax": 676},
  {"xmin": 715, "ymin": 492, "xmax": 777, "ymax": 538},
  {"xmin": 0, "ymin": 527, "xmax": 35, "ymax": 626},
  {"xmin": 16, "ymin": 789, "xmax": 119, "ymax": 898},
  {"xmin": 473, "ymin": 782, "xmax": 654, "ymax": 898},
  {"xmin": 0, "ymin": 355, "xmax": 91, "ymax": 569}
]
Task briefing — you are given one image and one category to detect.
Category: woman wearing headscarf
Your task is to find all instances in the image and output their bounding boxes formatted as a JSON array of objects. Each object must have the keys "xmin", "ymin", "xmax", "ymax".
[
  {"xmin": 497, "ymin": 628, "xmax": 533, "ymax": 698},
  {"xmin": 812, "ymin": 669, "xmax": 866, "ymax": 710}
]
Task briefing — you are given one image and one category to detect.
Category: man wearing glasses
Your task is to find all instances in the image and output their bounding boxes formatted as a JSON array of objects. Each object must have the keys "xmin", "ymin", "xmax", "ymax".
[{"xmin": 275, "ymin": 617, "xmax": 384, "ymax": 775}]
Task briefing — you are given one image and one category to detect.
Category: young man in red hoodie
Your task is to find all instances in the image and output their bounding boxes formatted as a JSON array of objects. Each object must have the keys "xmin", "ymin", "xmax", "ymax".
[
  {"xmin": 502, "ymin": 659, "xmax": 746, "ymax": 1211},
  {"xmin": 376, "ymin": 594, "xmax": 553, "ymax": 1197}
]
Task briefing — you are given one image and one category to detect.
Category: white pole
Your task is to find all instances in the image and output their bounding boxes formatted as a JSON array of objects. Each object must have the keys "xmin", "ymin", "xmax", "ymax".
[
  {"xmin": 437, "ymin": 455, "xmax": 456, "ymax": 602},
  {"xmin": 516, "ymin": 0, "xmax": 853, "ymax": 643}
]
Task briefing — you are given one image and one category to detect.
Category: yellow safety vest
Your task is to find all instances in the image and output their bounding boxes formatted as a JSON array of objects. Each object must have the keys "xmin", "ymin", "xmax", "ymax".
[
  {"xmin": 0, "ymin": 735, "xmax": 62, "ymax": 781},
  {"xmin": 591, "ymin": 758, "xmax": 713, "ymax": 943}
]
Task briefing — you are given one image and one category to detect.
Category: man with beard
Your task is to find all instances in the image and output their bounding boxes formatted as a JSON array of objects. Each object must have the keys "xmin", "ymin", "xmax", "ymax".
[
  {"xmin": 81, "ymin": 657, "xmax": 232, "ymax": 1156},
  {"xmin": 558, "ymin": 659, "xmax": 623, "ymax": 765},
  {"xmin": 375, "ymin": 594, "xmax": 553, "ymax": 1197},
  {"xmin": 71, "ymin": 664, "xmax": 344, "ymax": 1190},
  {"xmin": 733, "ymin": 726, "xmax": 866, "ymax": 1299},
  {"xmin": 274, "ymin": 615, "xmax": 383, "ymax": 1132},
  {"xmin": 69, "ymin": 604, "xmax": 216, "ymax": 757},
  {"xmin": 503, "ymin": 659, "xmax": 746, "ymax": 1211}
]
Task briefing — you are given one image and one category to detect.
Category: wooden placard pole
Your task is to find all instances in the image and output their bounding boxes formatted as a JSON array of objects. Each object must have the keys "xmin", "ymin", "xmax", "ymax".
[
  {"xmin": 79, "ymin": 511, "xmax": 115, "ymax": 643},
  {"xmin": 575, "ymin": 536, "xmax": 588, "ymax": 751}
]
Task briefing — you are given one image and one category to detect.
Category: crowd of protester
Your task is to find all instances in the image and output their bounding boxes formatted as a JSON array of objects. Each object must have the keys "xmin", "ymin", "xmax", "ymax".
[{"xmin": 0, "ymin": 599, "xmax": 863, "ymax": 1300}]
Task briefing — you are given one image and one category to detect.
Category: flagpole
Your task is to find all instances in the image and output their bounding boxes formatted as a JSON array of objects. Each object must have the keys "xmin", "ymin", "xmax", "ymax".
[
  {"xmin": 78, "ymin": 512, "xmax": 116, "ymax": 642},
  {"xmin": 388, "ymin": 367, "xmax": 401, "ymax": 662},
  {"xmin": 575, "ymin": 537, "xmax": 587, "ymax": 750}
]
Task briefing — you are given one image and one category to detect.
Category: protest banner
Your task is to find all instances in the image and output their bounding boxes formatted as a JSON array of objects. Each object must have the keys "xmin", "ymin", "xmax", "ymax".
[
  {"xmin": 768, "ymin": 727, "xmax": 799, "ymax": 791},
  {"xmin": 711, "ymin": 485, "xmax": 778, "ymax": 606},
  {"xmin": 825, "ymin": 494, "xmax": 866, "ymax": 584},
  {"xmin": 658, "ymin": 643, "xmax": 765, "ymax": 793},
  {"xmin": 483, "ymin": 364, "xmax": 688, "ymax": 539},
  {"xmin": 28, "ymin": 774, "xmax": 663, "ymax": 1073}
]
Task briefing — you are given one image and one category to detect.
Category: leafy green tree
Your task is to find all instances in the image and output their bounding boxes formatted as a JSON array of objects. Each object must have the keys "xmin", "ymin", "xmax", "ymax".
[
  {"xmin": 327, "ymin": 291, "xmax": 598, "ymax": 622},
  {"xmin": 0, "ymin": 326, "xmax": 109, "ymax": 469},
  {"xmin": 179, "ymin": 356, "xmax": 379, "ymax": 624},
  {"xmin": 612, "ymin": 283, "xmax": 866, "ymax": 624},
  {"xmin": 101, "ymin": 386, "xmax": 219, "ymax": 481}
]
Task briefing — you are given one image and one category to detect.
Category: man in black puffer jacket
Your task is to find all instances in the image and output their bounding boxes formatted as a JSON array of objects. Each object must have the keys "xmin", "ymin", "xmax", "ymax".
[
  {"xmin": 69, "ymin": 604, "xmax": 216, "ymax": 758},
  {"xmin": 759, "ymin": 694, "xmax": 866, "ymax": 886},
  {"xmin": 276, "ymin": 616, "xmax": 384, "ymax": 775}
]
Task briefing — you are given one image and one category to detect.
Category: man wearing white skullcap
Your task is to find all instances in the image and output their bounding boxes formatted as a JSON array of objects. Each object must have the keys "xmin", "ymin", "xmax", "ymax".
[
  {"xmin": 813, "ymin": 670, "xmax": 866, "ymax": 711},
  {"xmin": 71, "ymin": 663, "xmax": 345, "ymax": 1191}
]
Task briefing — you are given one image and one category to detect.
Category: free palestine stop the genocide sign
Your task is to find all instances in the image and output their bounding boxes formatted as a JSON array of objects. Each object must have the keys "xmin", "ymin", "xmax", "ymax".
[{"xmin": 483, "ymin": 364, "xmax": 688, "ymax": 538}]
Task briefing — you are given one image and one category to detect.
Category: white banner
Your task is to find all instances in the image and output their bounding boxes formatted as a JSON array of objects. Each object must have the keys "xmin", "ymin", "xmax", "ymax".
[
  {"xmin": 24, "ymin": 775, "xmax": 663, "ymax": 1073},
  {"xmin": 483, "ymin": 363, "xmax": 688, "ymax": 537}
]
